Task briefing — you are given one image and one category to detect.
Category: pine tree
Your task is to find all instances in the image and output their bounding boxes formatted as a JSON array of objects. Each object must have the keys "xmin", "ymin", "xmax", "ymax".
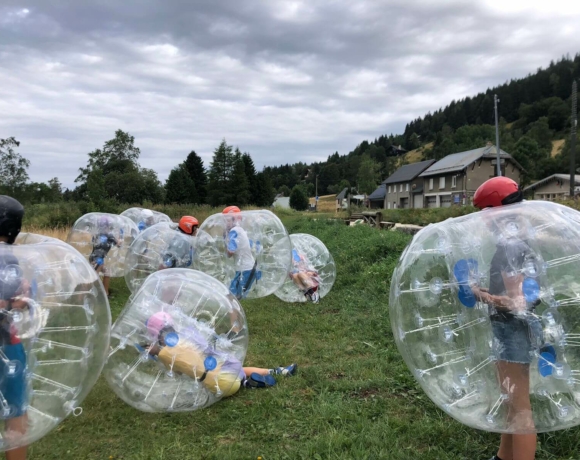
[
  {"xmin": 184, "ymin": 150, "xmax": 207, "ymax": 204},
  {"xmin": 254, "ymin": 172, "xmax": 275, "ymax": 207},
  {"xmin": 207, "ymin": 139, "xmax": 235, "ymax": 206},
  {"xmin": 165, "ymin": 164, "xmax": 198, "ymax": 204},
  {"xmin": 229, "ymin": 149, "xmax": 251, "ymax": 206},
  {"xmin": 241, "ymin": 152, "xmax": 257, "ymax": 204}
]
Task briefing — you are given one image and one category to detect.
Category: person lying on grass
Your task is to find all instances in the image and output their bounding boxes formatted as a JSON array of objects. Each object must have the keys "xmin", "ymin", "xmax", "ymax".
[{"xmin": 139, "ymin": 312, "xmax": 297, "ymax": 396}]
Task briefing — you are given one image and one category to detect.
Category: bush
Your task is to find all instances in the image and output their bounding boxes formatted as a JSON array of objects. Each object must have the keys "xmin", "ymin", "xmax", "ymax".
[{"xmin": 289, "ymin": 186, "xmax": 308, "ymax": 211}]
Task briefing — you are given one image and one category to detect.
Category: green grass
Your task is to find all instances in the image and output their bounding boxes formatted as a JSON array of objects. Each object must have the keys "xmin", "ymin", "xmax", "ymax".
[{"xmin": 29, "ymin": 217, "xmax": 580, "ymax": 459}]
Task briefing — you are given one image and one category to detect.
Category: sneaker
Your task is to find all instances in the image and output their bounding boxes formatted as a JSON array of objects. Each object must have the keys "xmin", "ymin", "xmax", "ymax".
[
  {"xmin": 244, "ymin": 373, "xmax": 276, "ymax": 389},
  {"xmin": 272, "ymin": 363, "xmax": 297, "ymax": 377},
  {"xmin": 310, "ymin": 291, "xmax": 320, "ymax": 303}
]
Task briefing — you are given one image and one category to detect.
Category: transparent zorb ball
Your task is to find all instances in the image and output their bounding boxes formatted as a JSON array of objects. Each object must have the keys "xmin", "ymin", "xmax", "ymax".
[
  {"xmin": 193, "ymin": 210, "xmax": 292, "ymax": 300},
  {"xmin": 390, "ymin": 200, "xmax": 580, "ymax": 434},
  {"xmin": 66, "ymin": 213, "xmax": 139, "ymax": 278},
  {"xmin": 120, "ymin": 207, "xmax": 172, "ymax": 232},
  {"xmin": 124, "ymin": 222, "xmax": 196, "ymax": 293},
  {"xmin": 104, "ymin": 269, "xmax": 248, "ymax": 412},
  {"xmin": 274, "ymin": 233, "xmax": 336, "ymax": 304},
  {"xmin": 0, "ymin": 236, "xmax": 110, "ymax": 451}
]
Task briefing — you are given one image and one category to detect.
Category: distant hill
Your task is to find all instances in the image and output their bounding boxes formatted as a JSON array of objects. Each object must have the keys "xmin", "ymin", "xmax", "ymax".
[{"xmin": 264, "ymin": 54, "xmax": 580, "ymax": 196}]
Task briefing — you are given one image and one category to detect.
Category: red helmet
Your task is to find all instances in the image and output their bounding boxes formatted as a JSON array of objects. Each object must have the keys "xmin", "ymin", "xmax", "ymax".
[
  {"xmin": 222, "ymin": 206, "xmax": 241, "ymax": 214},
  {"xmin": 178, "ymin": 216, "xmax": 199, "ymax": 235},
  {"xmin": 473, "ymin": 177, "xmax": 523, "ymax": 209}
]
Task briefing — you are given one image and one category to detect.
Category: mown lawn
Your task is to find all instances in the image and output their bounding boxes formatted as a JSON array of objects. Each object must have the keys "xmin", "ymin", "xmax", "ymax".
[{"xmin": 29, "ymin": 217, "xmax": 580, "ymax": 459}]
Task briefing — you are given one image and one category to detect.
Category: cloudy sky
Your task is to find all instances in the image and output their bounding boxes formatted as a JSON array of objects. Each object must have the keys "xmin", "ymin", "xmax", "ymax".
[{"xmin": 1, "ymin": 0, "xmax": 579, "ymax": 189}]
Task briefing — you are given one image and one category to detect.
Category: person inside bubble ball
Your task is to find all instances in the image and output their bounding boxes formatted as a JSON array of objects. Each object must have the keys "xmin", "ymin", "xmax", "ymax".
[
  {"xmin": 158, "ymin": 216, "xmax": 198, "ymax": 270},
  {"xmin": 222, "ymin": 206, "xmax": 261, "ymax": 300},
  {"xmin": 0, "ymin": 195, "xmax": 31, "ymax": 460},
  {"xmin": 469, "ymin": 177, "xmax": 542, "ymax": 460},
  {"xmin": 137, "ymin": 209, "xmax": 156, "ymax": 232},
  {"xmin": 89, "ymin": 215, "xmax": 119, "ymax": 297},
  {"xmin": 140, "ymin": 312, "xmax": 297, "ymax": 394},
  {"xmin": 289, "ymin": 249, "xmax": 321, "ymax": 303}
]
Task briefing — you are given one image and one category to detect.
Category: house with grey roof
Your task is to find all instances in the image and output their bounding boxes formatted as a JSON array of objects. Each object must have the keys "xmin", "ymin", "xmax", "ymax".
[
  {"xmin": 376, "ymin": 159, "xmax": 436, "ymax": 209},
  {"xmin": 523, "ymin": 174, "xmax": 580, "ymax": 201},
  {"xmin": 418, "ymin": 143, "xmax": 523, "ymax": 208}
]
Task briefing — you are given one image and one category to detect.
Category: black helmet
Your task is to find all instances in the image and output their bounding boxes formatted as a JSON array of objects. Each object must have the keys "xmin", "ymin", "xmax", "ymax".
[{"xmin": 0, "ymin": 196, "xmax": 24, "ymax": 244}]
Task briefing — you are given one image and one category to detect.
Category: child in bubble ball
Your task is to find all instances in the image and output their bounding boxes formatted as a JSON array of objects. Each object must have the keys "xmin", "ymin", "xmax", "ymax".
[
  {"xmin": 289, "ymin": 249, "xmax": 321, "ymax": 303},
  {"xmin": 470, "ymin": 177, "xmax": 541, "ymax": 460},
  {"xmin": 89, "ymin": 215, "xmax": 119, "ymax": 296},
  {"xmin": 141, "ymin": 312, "xmax": 297, "ymax": 395},
  {"xmin": 0, "ymin": 195, "xmax": 30, "ymax": 460}
]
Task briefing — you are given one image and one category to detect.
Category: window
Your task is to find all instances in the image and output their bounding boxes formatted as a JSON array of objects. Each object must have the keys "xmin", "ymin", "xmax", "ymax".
[
  {"xmin": 388, "ymin": 202, "xmax": 391, "ymax": 209},
  {"xmin": 452, "ymin": 176, "xmax": 457, "ymax": 188},
  {"xmin": 439, "ymin": 177, "xmax": 445, "ymax": 189},
  {"xmin": 405, "ymin": 183, "xmax": 409, "ymax": 192},
  {"xmin": 400, "ymin": 184, "xmax": 403, "ymax": 192},
  {"xmin": 388, "ymin": 185, "xmax": 391, "ymax": 193},
  {"xmin": 429, "ymin": 178, "xmax": 433, "ymax": 190}
]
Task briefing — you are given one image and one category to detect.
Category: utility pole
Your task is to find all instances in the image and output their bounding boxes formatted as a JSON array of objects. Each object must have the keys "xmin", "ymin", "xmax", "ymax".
[
  {"xmin": 570, "ymin": 80, "xmax": 577, "ymax": 198},
  {"xmin": 494, "ymin": 94, "xmax": 501, "ymax": 176}
]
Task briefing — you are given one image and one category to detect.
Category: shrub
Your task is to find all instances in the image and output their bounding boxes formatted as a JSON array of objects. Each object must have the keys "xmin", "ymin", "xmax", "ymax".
[{"xmin": 289, "ymin": 186, "xmax": 308, "ymax": 211}]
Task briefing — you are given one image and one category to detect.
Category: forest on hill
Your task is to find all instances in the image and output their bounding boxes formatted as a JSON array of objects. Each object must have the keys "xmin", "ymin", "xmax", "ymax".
[
  {"xmin": 2, "ymin": 55, "xmax": 579, "ymax": 208},
  {"xmin": 266, "ymin": 54, "xmax": 580, "ymax": 195}
]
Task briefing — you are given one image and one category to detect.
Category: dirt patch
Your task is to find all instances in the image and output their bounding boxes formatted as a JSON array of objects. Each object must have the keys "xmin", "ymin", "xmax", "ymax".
[
  {"xmin": 349, "ymin": 388, "xmax": 381, "ymax": 399},
  {"xmin": 322, "ymin": 308, "xmax": 340, "ymax": 315},
  {"xmin": 329, "ymin": 372, "xmax": 346, "ymax": 380},
  {"xmin": 551, "ymin": 139, "xmax": 565, "ymax": 157}
]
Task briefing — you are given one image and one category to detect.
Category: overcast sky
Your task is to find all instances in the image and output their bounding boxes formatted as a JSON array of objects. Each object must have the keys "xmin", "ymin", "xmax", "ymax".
[{"xmin": 1, "ymin": 0, "xmax": 580, "ymax": 189}]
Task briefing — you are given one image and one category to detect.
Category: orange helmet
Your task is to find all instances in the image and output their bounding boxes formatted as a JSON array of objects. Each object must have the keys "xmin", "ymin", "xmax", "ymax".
[
  {"xmin": 222, "ymin": 206, "xmax": 241, "ymax": 214},
  {"xmin": 473, "ymin": 177, "xmax": 522, "ymax": 209},
  {"xmin": 178, "ymin": 216, "xmax": 199, "ymax": 235}
]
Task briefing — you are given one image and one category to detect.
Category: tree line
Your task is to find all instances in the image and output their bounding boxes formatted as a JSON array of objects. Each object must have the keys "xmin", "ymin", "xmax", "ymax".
[{"xmin": 3, "ymin": 54, "xmax": 580, "ymax": 205}]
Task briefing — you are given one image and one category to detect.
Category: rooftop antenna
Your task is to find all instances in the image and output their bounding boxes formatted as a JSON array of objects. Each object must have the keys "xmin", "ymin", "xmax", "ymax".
[
  {"xmin": 570, "ymin": 80, "xmax": 577, "ymax": 198},
  {"xmin": 494, "ymin": 94, "xmax": 501, "ymax": 176}
]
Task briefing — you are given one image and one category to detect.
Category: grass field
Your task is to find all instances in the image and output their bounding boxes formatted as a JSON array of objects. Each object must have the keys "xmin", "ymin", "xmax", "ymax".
[{"xmin": 23, "ymin": 216, "xmax": 580, "ymax": 459}]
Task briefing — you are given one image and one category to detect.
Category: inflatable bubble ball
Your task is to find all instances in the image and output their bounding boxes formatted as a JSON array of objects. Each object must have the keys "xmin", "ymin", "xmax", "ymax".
[
  {"xmin": 104, "ymin": 269, "xmax": 249, "ymax": 412},
  {"xmin": 389, "ymin": 200, "xmax": 580, "ymax": 434},
  {"xmin": 194, "ymin": 210, "xmax": 292, "ymax": 300},
  {"xmin": 120, "ymin": 207, "xmax": 172, "ymax": 232},
  {"xmin": 66, "ymin": 213, "xmax": 139, "ymax": 278},
  {"xmin": 124, "ymin": 222, "xmax": 196, "ymax": 293},
  {"xmin": 274, "ymin": 233, "xmax": 336, "ymax": 304},
  {"xmin": 0, "ymin": 235, "xmax": 110, "ymax": 451}
]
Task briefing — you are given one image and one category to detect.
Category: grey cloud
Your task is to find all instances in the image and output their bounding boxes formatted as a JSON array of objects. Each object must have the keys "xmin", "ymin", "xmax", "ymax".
[{"xmin": 0, "ymin": 1, "xmax": 579, "ymax": 188}]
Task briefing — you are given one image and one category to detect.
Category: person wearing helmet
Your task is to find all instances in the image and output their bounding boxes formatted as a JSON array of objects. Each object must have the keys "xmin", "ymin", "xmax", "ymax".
[
  {"xmin": 89, "ymin": 215, "xmax": 119, "ymax": 296},
  {"xmin": 137, "ymin": 209, "xmax": 156, "ymax": 232},
  {"xmin": 140, "ymin": 312, "xmax": 297, "ymax": 394},
  {"xmin": 0, "ymin": 195, "xmax": 31, "ymax": 460},
  {"xmin": 289, "ymin": 249, "xmax": 321, "ymax": 303},
  {"xmin": 470, "ymin": 177, "xmax": 539, "ymax": 460},
  {"xmin": 159, "ymin": 216, "xmax": 199, "ymax": 270},
  {"xmin": 222, "ymin": 207, "xmax": 261, "ymax": 300}
]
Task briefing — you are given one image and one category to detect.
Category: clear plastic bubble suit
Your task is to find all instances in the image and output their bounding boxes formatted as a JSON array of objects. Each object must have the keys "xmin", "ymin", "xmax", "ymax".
[
  {"xmin": 120, "ymin": 207, "xmax": 172, "ymax": 232},
  {"xmin": 389, "ymin": 200, "xmax": 580, "ymax": 434},
  {"xmin": 67, "ymin": 213, "xmax": 139, "ymax": 278},
  {"xmin": 274, "ymin": 234, "xmax": 336, "ymax": 303},
  {"xmin": 0, "ymin": 236, "xmax": 110, "ymax": 451},
  {"xmin": 124, "ymin": 223, "xmax": 196, "ymax": 293},
  {"xmin": 104, "ymin": 269, "xmax": 248, "ymax": 412},
  {"xmin": 194, "ymin": 210, "xmax": 292, "ymax": 300}
]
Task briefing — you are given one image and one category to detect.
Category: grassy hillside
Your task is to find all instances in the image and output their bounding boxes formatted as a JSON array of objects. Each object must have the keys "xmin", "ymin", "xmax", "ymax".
[{"xmin": 25, "ymin": 216, "xmax": 580, "ymax": 459}]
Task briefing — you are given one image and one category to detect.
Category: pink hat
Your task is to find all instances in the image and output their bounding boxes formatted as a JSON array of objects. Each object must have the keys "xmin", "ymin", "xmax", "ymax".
[{"xmin": 146, "ymin": 312, "xmax": 173, "ymax": 338}]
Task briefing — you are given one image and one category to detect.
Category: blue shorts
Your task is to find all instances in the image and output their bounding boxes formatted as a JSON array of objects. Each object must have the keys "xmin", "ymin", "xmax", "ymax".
[
  {"xmin": 491, "ymin": 315, "xmax": 543, "ymax": 364},
  {"xmin": 0, "ymin": 343, "xmax": 28, "ymax": 418},
  {"xmin": 229, "ymin": 269, "xmax": 261, "ymax": 299}
]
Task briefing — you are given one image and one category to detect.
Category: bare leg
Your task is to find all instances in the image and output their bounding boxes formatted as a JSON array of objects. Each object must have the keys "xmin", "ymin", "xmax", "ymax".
[
  {"xmin": 243, "ymin": 367, "xmax": 271, "ymax": 377},
  {"xmin": 102, "ymin": 276, "xmax": 111, "ymax": 296},
  {"xmin": 5, "ymin": 414, "xmax": 28, "ymax": 460},
  {"xmin": 496, "ymin": 361, "xmax": 536, "ymax": 460}
]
